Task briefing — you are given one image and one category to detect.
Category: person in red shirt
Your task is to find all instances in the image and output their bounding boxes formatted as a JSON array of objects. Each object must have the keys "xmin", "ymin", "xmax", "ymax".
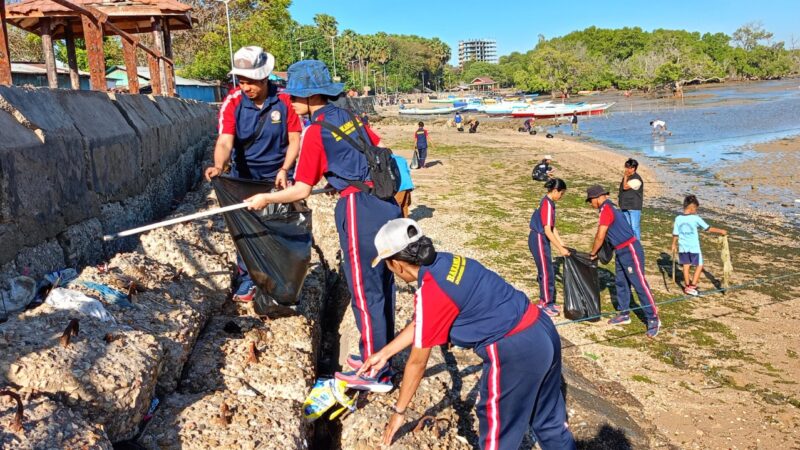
[
  {"xmin": 204, "ymin": 46, "xmax": 302, "ymax": 302},
  {"xmin": 244, "ymin": 60, "xmax": 401, "ymax": 392},
  {"xmin": 360, "ymin": 218, "xmax": 576, "ymax": 450}
]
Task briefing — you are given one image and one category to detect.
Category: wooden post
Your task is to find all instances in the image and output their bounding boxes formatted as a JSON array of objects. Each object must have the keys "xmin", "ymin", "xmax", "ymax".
[
  {"xmin": 41, "ymin": 18, "xmax": 58, "ymax": 89},
  {"xmin": 151, "ymin": 18, "xmax": 168, "ymax": 95},
  {"xmin": 162, "ymin": 19, "xmax": 175, "ymax": 96},
  {"xmin": 121, "ymin": 37, "xmax": 139, "ymax": 94},
  {"xmin": 147, "ymin": 53, "xmax": 161, "ymax": 95},
  {"xmin": 0, "ymin": 2, "xmax": 12, "ymax": 85},
  {"xmin": 65, "ymin": 23, "xmax": 80, "ymax": 90},
  {"xmin": 81, "ymin": 14, "xmax": 107, "ymax": 91}
]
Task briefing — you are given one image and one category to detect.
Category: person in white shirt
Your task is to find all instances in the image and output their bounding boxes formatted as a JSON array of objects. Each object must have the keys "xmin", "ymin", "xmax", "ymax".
[{"xmin": 650, "ymin": 119, "xmax": 670, "ymax": 136}]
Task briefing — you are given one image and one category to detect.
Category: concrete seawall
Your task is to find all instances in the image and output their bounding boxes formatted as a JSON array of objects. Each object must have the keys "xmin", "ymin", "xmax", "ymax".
[{"xmin": 0, "ymin": 86, "xmax": 216, "ymax": 285}]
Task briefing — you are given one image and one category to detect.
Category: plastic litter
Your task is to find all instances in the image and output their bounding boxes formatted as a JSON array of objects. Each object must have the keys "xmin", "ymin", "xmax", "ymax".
[
  {"xmin": 74, "ymin": 281, "xmax": 134, "ymax": 308},
  {"xmin": 45, "ymin": 287, "xmax": 116, "ymax": 323},
  {"xmin": 561, "ymin": 250, "xmax": 601, "ymax": 321},
  {"xmin": 212, "ymin": 176, "xmax": 313, "ymax": 311},
  {"xmin": 0, "ymin": 276, "xmax": 37, "ymax": 313},
  {"xmin": 44, "ymin": 268, "xmax": 79, "ymax": 286},
  {"xmin": 303, "ymin": 378, "xmax": 357, "ymax": 422},
  {"xmin": 411, "ymin": 150, "xmax": 420, "ymax": 169}
]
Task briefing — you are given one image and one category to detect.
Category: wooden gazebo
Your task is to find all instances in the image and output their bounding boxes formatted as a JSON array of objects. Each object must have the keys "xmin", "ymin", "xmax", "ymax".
[{"xmin": 0, "ymin": 0, "xmax": 195, "ymax": 95}]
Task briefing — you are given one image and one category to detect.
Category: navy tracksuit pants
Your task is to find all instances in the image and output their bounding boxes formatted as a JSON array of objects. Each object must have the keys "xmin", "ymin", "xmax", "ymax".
[
  {"xmin": 614, "ymin": 240, "xmax": 658, "ymax": 321},
  {"xmin": 417, "ymin": 146, "xmax": 427, "ymax": 167},
  {"xmin": 528, "ymin": 232, "xmax": 555, "ymax": 306},
  {"xmin": 334, "ymin": 192, "xmax": 401, "ymax": 361},
  {"xmin": 474, "ymin": 314, "xmax": 576, "ymax": 450}
]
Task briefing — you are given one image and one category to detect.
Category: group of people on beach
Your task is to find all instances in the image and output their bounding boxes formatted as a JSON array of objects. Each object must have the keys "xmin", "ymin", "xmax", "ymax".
[
  {"xmin": 203, "ymin": 46, "xmax": 728, "ymax": 449},
  {"xmin": 206, "ymin": 46, "xmax": 576, "ymax": 449}
]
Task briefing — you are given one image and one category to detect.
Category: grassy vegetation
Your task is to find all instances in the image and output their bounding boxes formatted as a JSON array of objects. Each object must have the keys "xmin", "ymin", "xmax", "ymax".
[{"xmin": 631, "ymin": 374, "xmax": 655, "ymax": 384}]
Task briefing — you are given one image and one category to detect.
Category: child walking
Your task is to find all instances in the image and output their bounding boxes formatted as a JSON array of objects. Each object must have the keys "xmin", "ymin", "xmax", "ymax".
[
  {"xmin": 529, "ymin": 178, "xmax": 571, "ymax": 317},
  {"xmin": 672, "ymin": 195, "xmax": 727, "ymax": 295}
]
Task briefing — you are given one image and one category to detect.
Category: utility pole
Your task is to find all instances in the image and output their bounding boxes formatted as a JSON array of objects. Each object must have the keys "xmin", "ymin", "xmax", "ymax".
[
  {"xmin": 330, "ymin": 35, "xmax": 337, "ymax": 78},
  {"xmin": 217, "ymin": 0, "xmax": 235, "ymax": 85}
]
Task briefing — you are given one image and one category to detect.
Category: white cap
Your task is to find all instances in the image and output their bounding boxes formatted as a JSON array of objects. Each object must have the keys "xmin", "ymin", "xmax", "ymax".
[
  {"xmin": 544, "ymin": 154, "xmax": 553, "ymax": 160},
  {"xmin": 371, "ymin": 218, "xmax": 423, "ymax": 267},
  {"xmin": 229, "ymin": 46, "xmax": 275, "ymax": 81}
]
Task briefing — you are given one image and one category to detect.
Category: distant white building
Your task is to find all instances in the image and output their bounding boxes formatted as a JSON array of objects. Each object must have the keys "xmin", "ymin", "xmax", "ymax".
[{"xmin": 458, "ymin": 39, "xmax": 498, "ymax": 67}]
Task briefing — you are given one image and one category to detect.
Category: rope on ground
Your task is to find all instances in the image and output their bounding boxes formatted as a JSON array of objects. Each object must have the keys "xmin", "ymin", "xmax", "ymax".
[{"xmin": 554, "ymin": 270, "xmax": 800, "ymax": 327}]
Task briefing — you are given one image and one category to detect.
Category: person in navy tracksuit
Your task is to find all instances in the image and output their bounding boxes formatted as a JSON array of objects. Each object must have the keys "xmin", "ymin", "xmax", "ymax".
[
  {"xmin": 586, "ymin": 185, "xmax": 661, "ymax": 338},
  {"xmin": 414, "ymin": 121, "xmax": 430, "ymax": 169},
  {"xmin": 360, "ymin": 218, "xmax": 576, "ymax": 450},
  {"xmin": 244, "ymin": 60, "xmax": 401, "ymax": 390},
  {"xmin": 529, "ymin": 178, "xmax": 571, "ymax": 317}
]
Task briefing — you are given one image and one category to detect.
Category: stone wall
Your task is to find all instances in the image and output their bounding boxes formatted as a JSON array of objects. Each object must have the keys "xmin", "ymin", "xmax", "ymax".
[{"xmin": 0, "ymin": 86, "xmax": 216, "ymax": 285}]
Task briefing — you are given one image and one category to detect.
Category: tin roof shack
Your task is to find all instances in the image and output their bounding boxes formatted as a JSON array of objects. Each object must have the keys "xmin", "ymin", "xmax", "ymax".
[
  {"xmin": 11, "ymin": 61, "xmax": 92, "ymax": 89},
  {"xmin": 106, "ymin": 65, "xmax": 221, "ymax": 102}
]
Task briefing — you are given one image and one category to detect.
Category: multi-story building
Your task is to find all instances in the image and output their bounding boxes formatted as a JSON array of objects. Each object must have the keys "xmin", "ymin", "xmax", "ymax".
[{"xmin": 458, "ymin": 39, "xmax": 498, "ymax": 67}]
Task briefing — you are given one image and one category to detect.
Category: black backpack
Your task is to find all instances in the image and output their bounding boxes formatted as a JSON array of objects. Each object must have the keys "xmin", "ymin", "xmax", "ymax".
[{"xmin": 316, "ymin": 110, "xmax": 401, "ymax": 201}]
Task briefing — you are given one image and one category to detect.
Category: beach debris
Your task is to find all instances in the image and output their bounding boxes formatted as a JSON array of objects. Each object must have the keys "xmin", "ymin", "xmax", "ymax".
[
  {"xmin": 59, "ymin": 318, "xmax": 80, "ymax": 348},
  {"xmin": 0, "ymin": 276, "xmax": 37, "ymax": 313},
  {"xmin": 0, "ymin": 391, "xmax": 113, "ymax": 449},
  {"xmin": 45, "ymin": 287, "xmax": 116, "ymax": 322}
]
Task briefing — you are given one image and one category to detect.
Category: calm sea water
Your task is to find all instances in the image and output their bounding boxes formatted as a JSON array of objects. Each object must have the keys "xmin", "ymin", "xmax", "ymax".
[{"xmin": 574, "ymin": 80, "xmax": 800, "ymax": 165}]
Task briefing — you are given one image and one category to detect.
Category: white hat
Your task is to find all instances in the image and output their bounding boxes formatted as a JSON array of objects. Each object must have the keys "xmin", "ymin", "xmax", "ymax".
[
  {"xmin": 371, "ymin": 218, "xmax": 423, "ymax": 268},
  {"xmin": 229, "ymin": 46, "xmax": 275, "ymax": 81},
  {"xmin": 544, "ymin": 154, "xmax": 553, "ymax": 160}
]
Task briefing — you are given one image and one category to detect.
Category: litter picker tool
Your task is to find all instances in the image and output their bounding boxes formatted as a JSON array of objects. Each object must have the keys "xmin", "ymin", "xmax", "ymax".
[{"xmin": 102, "ymin": 187, "xmax": 334, "ymax": 241}]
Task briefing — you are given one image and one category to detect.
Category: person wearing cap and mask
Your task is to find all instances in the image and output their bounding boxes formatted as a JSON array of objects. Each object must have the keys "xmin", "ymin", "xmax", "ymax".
[
  {"xmin": 204, "ymin": 46, "xmax": 302, "ymax": 302},
  {"xmin": 586, "ymin": 185, "xmax": 661, "ymax": 338},
  {"xmin": 358, "ymin": 218, "xmax": 576, "ymax": 450},
  {"xmin": 243, "ymin": 60, "xmax": 401, "ymax": 392}
]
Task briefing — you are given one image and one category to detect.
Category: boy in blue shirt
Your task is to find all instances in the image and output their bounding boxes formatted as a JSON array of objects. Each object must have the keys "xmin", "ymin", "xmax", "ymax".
[
  {"xmin": 672, "ymin": 195, "xmax": 727, "ymax": 295},
  {"xmin": 392, "ymin": 154, "xmax": 414, "ymax": 218}
]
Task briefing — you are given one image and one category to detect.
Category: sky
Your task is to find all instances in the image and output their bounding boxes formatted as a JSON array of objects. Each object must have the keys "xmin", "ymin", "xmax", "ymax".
[{"xmin": 289, "ymin": 0, "xmax": 800, "ymax": 64}]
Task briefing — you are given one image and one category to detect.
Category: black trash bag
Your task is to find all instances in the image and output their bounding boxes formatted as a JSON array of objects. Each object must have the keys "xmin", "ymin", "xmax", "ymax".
[
  {"xmin": 597, "ymin": 238, "xmax": 615, "ymax": 265},
  {"xmin": 212, "ymin": 176, "xmax": 313, "ymax": 312},
  {"xmin": 561, "ymin": 249, "xmax": 601, "ymax": 321}
]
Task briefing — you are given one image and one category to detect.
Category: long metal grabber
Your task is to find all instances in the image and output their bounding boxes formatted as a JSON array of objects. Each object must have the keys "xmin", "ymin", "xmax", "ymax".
[
  {"xmin": 102, "ymin": 187, "xmax": 335, "ymax": 241},
  {"xmin": 48, "ymin": 0, "xmax": 173, "ymax": 65}
]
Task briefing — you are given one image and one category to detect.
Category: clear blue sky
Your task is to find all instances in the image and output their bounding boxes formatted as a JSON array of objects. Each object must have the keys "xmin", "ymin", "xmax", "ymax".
[{"xmin": 289, "ymin": 0, "xmax": 800, "ymax": 64}]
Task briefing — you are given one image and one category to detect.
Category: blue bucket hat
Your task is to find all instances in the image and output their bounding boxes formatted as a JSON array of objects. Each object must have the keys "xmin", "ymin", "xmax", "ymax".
[{"xmin": 284, "ymin": 60, "xmax": 344, "ymax": 98}]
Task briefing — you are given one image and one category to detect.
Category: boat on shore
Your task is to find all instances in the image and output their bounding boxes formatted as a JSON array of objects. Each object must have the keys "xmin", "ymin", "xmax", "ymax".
[
  {"xmin": 399, "ymin": 105, "xmax": 467, "ymax": 115},
  {"xmin": 511, "ymin": 102, "xmax": 615, "ymax": 118}
]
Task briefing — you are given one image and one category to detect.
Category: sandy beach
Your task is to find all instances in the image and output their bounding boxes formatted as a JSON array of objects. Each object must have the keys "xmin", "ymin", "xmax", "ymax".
[{"xmin": 368, "ymin": 118, "xmax": 800, "ymax": 449}]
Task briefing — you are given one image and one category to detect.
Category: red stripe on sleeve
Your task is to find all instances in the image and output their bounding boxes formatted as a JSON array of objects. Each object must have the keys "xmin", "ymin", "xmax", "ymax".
[
  {"xmin": 414, "ymin": 273, "xmax": 460, "ymax": 348},
  {"xmin": 279, "ymin": 93, "xmax": 302, "ymax": 133},
  {"xmin": 293, "ymin": 125, "xmax": 328, "ymax": 186},
  {"xmin": 217, "ymin": 90, "xmax": 242, "ymax": 135},
  {"xmin": 599, "ymin": 204, "xmax": 615, "ymax": 226}
]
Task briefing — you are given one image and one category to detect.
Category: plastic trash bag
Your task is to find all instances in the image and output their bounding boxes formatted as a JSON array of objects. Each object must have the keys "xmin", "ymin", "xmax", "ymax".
[
  {"xmin": 45, "ymin": 288, "xmax": 116, "ymax": 323},
  {"xmin": 562, "ymin": 249, "xmax": 601, "ymax": 321},
  {"xmin": 303, "ymin": 378, "xmax": 356, "ymax": 422},
  {"xmin": 410, "ymin": 150, "xmax": 420, "ymax": 170},
  {"xmin": 212, "ymin": 176, "xmax": 313, "ymax": 312},
  {"xmin": 0, "ymin": 276, "xmax": 37, "ymax": 313}
]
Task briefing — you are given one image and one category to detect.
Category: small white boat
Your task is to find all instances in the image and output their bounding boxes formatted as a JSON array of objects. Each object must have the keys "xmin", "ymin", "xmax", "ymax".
[
  {"xmin": 399, "ymin": 105, "xmax": 467, "ymax": 115},
  {"xmin": 511, "ymin": 102, "xmax": 614, "ymax": 118}
]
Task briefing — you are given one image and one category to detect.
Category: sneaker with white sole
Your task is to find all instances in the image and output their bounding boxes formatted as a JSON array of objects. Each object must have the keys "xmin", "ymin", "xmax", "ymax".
[
  {"xmin": 335, "ymin": 369, "xmax": 393, "ymax": 393},
  {"xmin": 683, "ymin": 285, "xmax": 699, "ymax": 296},
  {"xmin": 608, "ymin": 313, "xmax": 631, "ymax": 325}
]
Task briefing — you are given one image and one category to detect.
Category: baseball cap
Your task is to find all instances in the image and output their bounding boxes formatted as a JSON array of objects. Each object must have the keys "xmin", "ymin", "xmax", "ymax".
[
  {"xmin": 585, "ymin": 185, "xmax": 609, "ymax": 202},
  {"xmin": 371, "ymin": 218, "xmax": 423, "ymax": 268},
  {"xmin": 229, "ymin": 46, "xmax": 275, "ymax": 81}
]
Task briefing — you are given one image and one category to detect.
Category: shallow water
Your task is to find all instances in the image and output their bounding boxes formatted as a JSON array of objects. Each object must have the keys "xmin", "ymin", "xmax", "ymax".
[{"xmin": 577, "ymin": 79, "xmax": 800, "ymax": 165}]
